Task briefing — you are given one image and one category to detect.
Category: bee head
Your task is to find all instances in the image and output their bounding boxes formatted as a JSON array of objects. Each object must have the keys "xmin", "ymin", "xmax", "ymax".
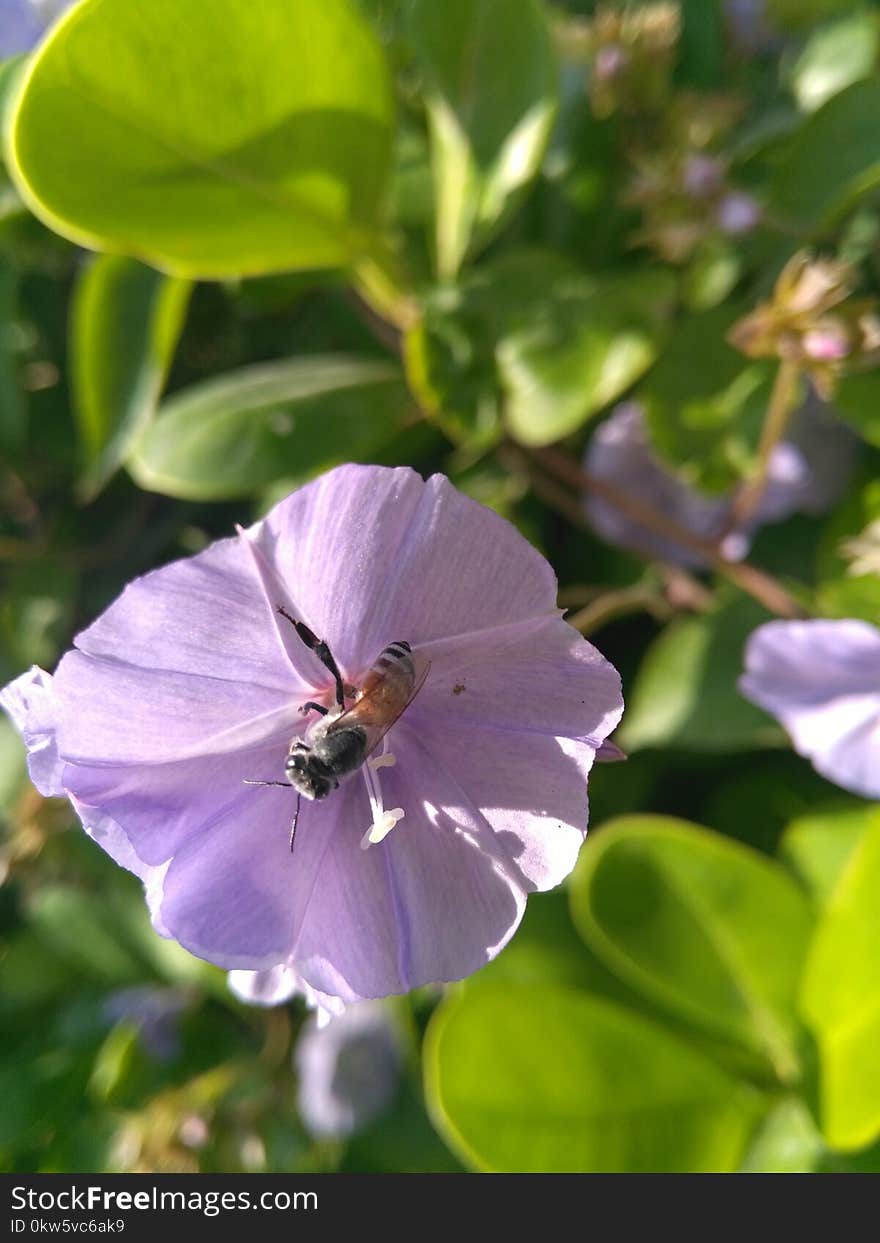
[{"xmin": 285, "ymin": 747, "xmax": 334, "ymax": 800}]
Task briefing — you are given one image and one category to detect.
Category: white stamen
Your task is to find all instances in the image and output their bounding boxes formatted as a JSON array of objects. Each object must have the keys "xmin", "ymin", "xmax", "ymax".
[
  {"xmin": 360, "ymin": 743, "xmax": 405, "ymax": 849},
  {"xmin": 360, "ymin": 808, "xmax": 405, "ymax": 850}
]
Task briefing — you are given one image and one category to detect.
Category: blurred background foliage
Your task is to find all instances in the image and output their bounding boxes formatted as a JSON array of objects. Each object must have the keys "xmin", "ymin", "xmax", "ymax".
[{"xmin": 2, "ymin": 0, "xmax": 880, "ymax": 1173}]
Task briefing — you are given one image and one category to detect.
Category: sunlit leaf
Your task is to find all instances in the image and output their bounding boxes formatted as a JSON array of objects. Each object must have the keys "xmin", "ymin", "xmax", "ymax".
[
  {"xmin": 407, "ymin": 0, "xmax": 557, "ymax": 278},
  {"xmin": 129, "ymin": 355, "xmax": 410, "ymax": 500},
  {"xmin": 781, "ymin": 802, "xmax": 877, "ymax": 908},
  {"xmin": 800, "ymin": 818, "xmax": 880, "ymax": 1150},
  {"xmin": 498, "ymin": 270, "xmax": 674, "ymax": 447},
  {"xmin": 788, "ymin": 9, "xmax": 880, "ymax": 113},
  {"xmin": 425, "ymin": 980, "xmax": 764, "ymax": 1172},
  {"xmin": 618, "ymin": 594, "xmax": 783, "ymax": 753},
  {"xmin": 770, "ymin": 80, "xmax": 880, "ymax": 233},
  {"xmin": 6, "ymin": 0, "xmax": 394, "ymax": 277},
  {"xmin": 70, "ymin": 254, "xmax": 190, "ymax": 499},
  {"xmin": 570, "ymin": 816, "xmax": 813, "ymax": 1080}
]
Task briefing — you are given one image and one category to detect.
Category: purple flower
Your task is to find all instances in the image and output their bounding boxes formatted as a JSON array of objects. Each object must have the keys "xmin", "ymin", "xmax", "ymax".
[
  {"xmin": 583, "ymin": 400, "xmax": 854, "ymax": 568},
  {"xmin": 716, "ymin": 191, "xmax": 762, "ymax": 236},
  {"xmin": 102, "ymin": 986, "xmax": 188, "ymax": 1062},
  {"xmin": 228, "ymin": 965, "xmax": 345, "ymax": 1026},
  {"xmin": 740, "ymin": 619, "xmax": 880, "ymax": 798},
  {"xmin": 295, "ymin": 1002, "xmax": 402, "ymax": 1140},
  {"xmin": 0, "ymin": 1, "xmax": 72, "ymax": 56},
  {"xmin": 1, "ymin": 465, "xmax": 623, "ymax": 1004}
]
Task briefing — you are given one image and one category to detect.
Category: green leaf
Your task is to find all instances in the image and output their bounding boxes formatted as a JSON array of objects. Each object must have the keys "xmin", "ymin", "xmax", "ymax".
[
  {"xmin": 640, "ymin": 304, "xmax": 775, "ymax": 493},
  {"xmin": 618, "ymin": 593, "xmax": 784, "ymax": 753},
  {"xmin": 738, "ymin": 1097, "xmax": 825, "ymax": 1172},
  {"xmin": 768, "ymin": 0, "xmax": 866, "ymax": 29},
  {"xmin": 474, "ymin": 891, "xmax": 621, "ymax": 995},
  {"xmin": 425, "ymin": 981, "xmax": 764, "ymax": 1172},
  {"xmin": 570, "ymin": 816, "xmax": 814, "ymax": 1081},
  {"xmin": 677, "ymin": 0, "xmax": 724, "ymax": 89},
  {"xmin": 129, "ymin": 355, "xmax": 410, "ymax": 500},
  {"xmin": 782, "ymin": 803, "xmax": 878, "ymax": 908},
  {"xmin": 407, "ymin": 0, "xmax": 557, "ymax": 279},
  {"xmin": 0, "ymin": 259, "xmax": 25, "ymax": 448},
  {"xmin": 770, "ymin": 79, "xmax": 880, "ymax": 233},
  {"xmin": 26, "ymin": 885, "xmax": 146, "ymax": 985},
  {"xmin": 787, "ymin": 9, "xmax": 880, "ymax": 114},
  {"xmin": 498, "ymin": 270, "xmax": 675, "ymax": 447},
  {"xmin": 71, "ymin": 254, "xmax": 191, "ymax": 499},
  {"xmin": 6, "ymin": 0, "xmax": 393, "ymax": 277},
  {"xmin": 816, "ymin": 574, "xmax": 880, "ymax": 623},
  {"xmin": 833, "ymin": 370, "xmax": 880, "ymax": 447},
  {"xmin": 800, "ymin": 818, "xmax": 880, "ymax": 1150}
]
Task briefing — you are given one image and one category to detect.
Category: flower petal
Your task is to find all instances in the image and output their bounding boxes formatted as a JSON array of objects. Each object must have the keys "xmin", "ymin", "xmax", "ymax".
[
  {"xmin": 740, "ymin": 619, "xmax": 880, "ymax": 797},
  {"xmin": 0, "ymin": 665, "xmax": 65, "ymax": 796},
  {"xmin": 257, "ymin": 465, "xmax": 560, "ymax": 673},
  {"xmin": 61, "ymin": 740, "xmax": 290, "ymax": 865},
  {"xmin": 293, "ymin": 739, "xmax": 527, "ymax": 1000},
  {"xmin": 54, "ymin": 653, "xmax": 300, "ymax": 766},
  {"xmin": 55, "ymin": 533, "xmax": 312, "ymax": 765},
  {"xmin": 399, "ymin": 719, "xmax": 593, "ymax": 891},
  {"xmin": 413, "ymin": 615, "xmax": 624, "ymax": 745}
]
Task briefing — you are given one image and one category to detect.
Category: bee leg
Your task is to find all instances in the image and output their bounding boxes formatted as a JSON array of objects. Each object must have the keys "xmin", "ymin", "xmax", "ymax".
[
  {"xmin": 277, "ymin": 606, "xmax": 345, "ymax": 708},
  {"xmin": 299, "ymin": 701, "xmax": 329, "ymax": 717},
  {"xmin": 242, "ymin": 778, "xmax": 293, "ymax": 787}
]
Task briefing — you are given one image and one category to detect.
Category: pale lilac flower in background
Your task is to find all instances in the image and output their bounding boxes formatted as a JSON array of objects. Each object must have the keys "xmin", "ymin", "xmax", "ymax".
[
  {"xmin": 295, "ymin": 1002, "xmax": 402, "ymax": 1140},
  {"xmin": 716, "ymin": 191, "xmax": 762, "ymax": 236},
  {"xmin": 723, "ymin": 0, "xmax": 777, "ymax": 54},
  {"xmin": 228, "ymin": 965, "xmax": 345, "ymax": 1028},
  {"xmin": 740, "ymin": 620, "xmax": 880, "ymax": 798},
  {"xmin": 0, "ymin": 0, "xmax": 72, "ymax": 55},
  {"xmin": 102, "ymin": 986, "xmax": 189, "ymax": 1062},
  {"xmin": 1, "ymin": 465, "xmax": 623, "ymax": 1005},
  {"xmin": 583, "ymin": 399, "xmax": 854, "ymax": 568}
]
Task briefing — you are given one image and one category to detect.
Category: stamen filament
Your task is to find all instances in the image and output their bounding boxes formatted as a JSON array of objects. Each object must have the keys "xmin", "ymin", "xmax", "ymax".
[{"xmin": 360, "ymin": 744, "xmax": 404, "ymax": 849}]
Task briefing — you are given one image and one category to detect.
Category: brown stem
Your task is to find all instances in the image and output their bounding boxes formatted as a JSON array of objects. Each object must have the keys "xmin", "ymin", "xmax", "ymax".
[
  {"xmin": 519, "ymin": 443, "xmax": 807, "ymax": 620},
  {"xmin": 566, "ymin": 584, "xmax": 673, "ymax": 635}
]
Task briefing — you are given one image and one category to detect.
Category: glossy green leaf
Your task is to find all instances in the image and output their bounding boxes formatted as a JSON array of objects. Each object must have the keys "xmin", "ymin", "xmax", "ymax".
[
  {"xmin": 788, "ymin": 9, "xmax": 879, "ymax": 113},
  {"xmin": 816, "ymin": 574, "xmax": 880, "ymax": 624},
  {"xmin": 71, "ymin": 254, "xmax": 190, "ymax": 499},
  {"xmin": 499, "ymin": 270, "xmax": 674, "ymax": 447},
  {"xmin": 407, "ymin": 0, "xmax": 557, "ymax": 279},
  {"xmin": 425, "ymin": 981, "xmax": 764, "ymax": 1172},
  {"xmin": 833, "ymin": 370, "xmax": 880, "ymax": 447},
  {"xmin": 640, "ymin": 304, "xmax": 775, "ymax": 493},
  {"xmin": 770, "ymin": 80, "xmax": 880, "ymax": 233},
  {"xmin": 129, "ymin": 355, "xmax": 409, "ymax": 500},
  {"xmin": 800, "ymin": 818, "xmax": 880, "ymax": 1150},
  {"xmin": 26, "ymin": 885, "xmax": 146, "ymax": 985},
  {"xmin": 738, "ymin": 1097, "xmax": 825, "ymax": 1172},
  {"xmin": 781, "ymin": 802, "xmax": 877, "ymax": 908},
  {"xmin": 570, "ymin": 816, "xmax": 814, "ymax": 1080},
  {"xmin": 618, "ymin": 594, "xmax": 783, "ymax": 753},
  {"xmin": 475, "ymin": 891, "xmax": 620, "ymax": 995},
  {"xmin": 0, "ymin": 259, "xmax": 24, "ymax": 447},
  {"xmin": 677, "ymin": 0, "xmax": 724, "ymax": 89},
  {"xmin": 768, "ymin": 0, "xmax": 865, "ymax": 29},
  {"xmin": 6, "ymin": 0, "xmax": 393, "ymax": 277}
]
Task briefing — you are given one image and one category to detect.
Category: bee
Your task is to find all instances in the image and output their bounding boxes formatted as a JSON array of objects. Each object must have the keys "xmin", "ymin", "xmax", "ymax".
[{"xmin": 245, "ymin": 606, "xmax": 430, "ymax": 850}]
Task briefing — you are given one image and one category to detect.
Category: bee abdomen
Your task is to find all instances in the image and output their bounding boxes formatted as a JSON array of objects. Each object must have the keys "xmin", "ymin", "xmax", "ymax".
[{"xmin": 373, "ymin": 641, "xmax": 414, "ymax": 675}]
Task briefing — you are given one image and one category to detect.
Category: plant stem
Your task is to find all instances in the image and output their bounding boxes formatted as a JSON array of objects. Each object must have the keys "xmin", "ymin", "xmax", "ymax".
[
  {"xmin": 351, "ymin": 242, "xmax": 420, "ymax": 336},
  {"xmin": 519, "ymin": 443, "xmax": 807, "ymax": 620},
  {"xmin": 728, "ymin": 357, "xmax": 801, "ymax": 529}
]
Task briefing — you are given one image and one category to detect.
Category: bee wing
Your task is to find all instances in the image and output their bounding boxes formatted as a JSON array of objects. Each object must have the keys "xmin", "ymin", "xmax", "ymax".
[{"xmin": 330, "ymin": 652, "xmax": 431, "ymax": 757}]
